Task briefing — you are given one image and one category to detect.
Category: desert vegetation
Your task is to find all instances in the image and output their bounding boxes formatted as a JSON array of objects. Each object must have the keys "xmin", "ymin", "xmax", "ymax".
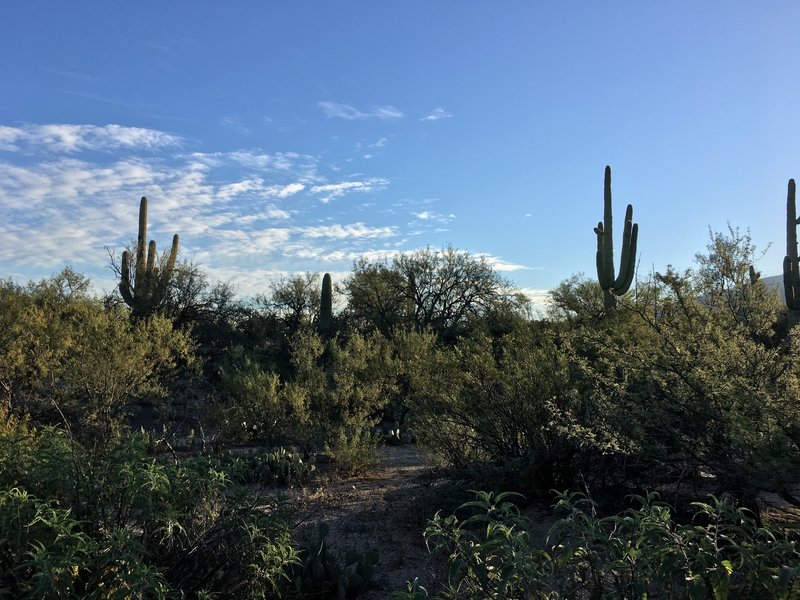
[{"xmin": 3, "ymin": 172, "xmax": 800, "ymax": 598}]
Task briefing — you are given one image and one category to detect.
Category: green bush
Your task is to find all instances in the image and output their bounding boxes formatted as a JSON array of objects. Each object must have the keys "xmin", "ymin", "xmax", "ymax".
[
  {"xmin": 216, "ymin": 349, "xmax": 298, "ymax": 445},
  {"xmin": 0, "ymin": 425, "xmax": 300, "ymax": 598},
  {"xmin": 324, "ymin": 427, "xmax": 382, "ymax": 477},
  {"xmin": 398, "ymin": 490, "xmax": 800, "ymax": 599}
]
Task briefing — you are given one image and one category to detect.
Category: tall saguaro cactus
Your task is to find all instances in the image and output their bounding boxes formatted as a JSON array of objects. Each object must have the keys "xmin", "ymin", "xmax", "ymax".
[
  {"xmin": 119, "ymin": 196, "xmax": 179, "ymax": 318},
  {"xmin": 319, "ymin": 272, "xmax": 333, "ymax": 334},
  {"xmin": 784, "ymin": 180, "xmax": 800, "ymax": 319},
  {"xmin": 594, "ymin": 166, "xmax": 639, "ymax": 310}
]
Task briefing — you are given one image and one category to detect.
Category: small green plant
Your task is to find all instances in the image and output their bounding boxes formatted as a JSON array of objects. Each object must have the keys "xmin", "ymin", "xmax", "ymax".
[
  {"xmin": 293, "ymin": 522, "xmax": 380, "ymax": 599},
  {"xmin": 219, "ymin": 447, "xmax": 315, "ymax": 487}
]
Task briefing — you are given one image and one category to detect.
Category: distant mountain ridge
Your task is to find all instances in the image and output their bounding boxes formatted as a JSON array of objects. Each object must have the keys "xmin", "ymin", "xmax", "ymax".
[{"xmin": 759, "ymin": 274, "xmax": 783, "ymax": 302}]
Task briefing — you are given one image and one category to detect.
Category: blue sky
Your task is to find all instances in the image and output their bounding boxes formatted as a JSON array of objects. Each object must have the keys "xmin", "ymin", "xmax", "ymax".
[{"xmin": 2, "ymin": 2, "xmax": 799, "ymax": 306}]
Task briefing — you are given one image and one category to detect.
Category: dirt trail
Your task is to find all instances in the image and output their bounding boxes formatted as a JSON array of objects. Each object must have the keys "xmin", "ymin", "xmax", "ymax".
[{"xmin": 291, "ymin": 445, "xmax": 447, "ymax": 598}]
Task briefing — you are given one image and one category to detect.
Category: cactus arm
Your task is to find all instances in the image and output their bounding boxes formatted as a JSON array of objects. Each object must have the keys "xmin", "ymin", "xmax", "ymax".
[
  {"xmin": 749, "ymin": 265, "xmax": 761, "ymax": 285},
  {"xmin": 616, "ymin": 221, "xmax": 638, "ymax": 294},
  {"xmin": 156, "ymin": 234, "xmax": 180, "ymax": 300},
  {"xmin": 119, "ymin": 250, "xmax": 135, "ymax": 305},
  {"xmin": 594, "ymin": 222, "xmax": 611, "ymax": 289}
]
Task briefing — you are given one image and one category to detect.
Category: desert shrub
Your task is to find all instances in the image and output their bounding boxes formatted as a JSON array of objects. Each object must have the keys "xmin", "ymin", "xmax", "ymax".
[
  {"xmin": 0, "ymin": 426, "xmax": 300, "ymax": 598},
  {"xmin": 397, "ymin": 490, "xmax": 800, "ymax": 599},
  {"xmin": 325, "ymin": 427, "xmax": 383, "ymax": 476},
  {"xmin": 289, "ymin": 330, "xmax": 398, "ymax": 448},
  {"xmin": 407, "ymin": 324, "xmax": 612, "ymax": 493},
  {"xmin": 562, "ymin": 232, "xmax": 800, "ymax": 501},
  {"xmin": 215, "ymin": 348, "xmax": 301, "ymax": 445},
  {"xmin": 0, "ymin": 271, "xmax": 194, "ymax": 448}
]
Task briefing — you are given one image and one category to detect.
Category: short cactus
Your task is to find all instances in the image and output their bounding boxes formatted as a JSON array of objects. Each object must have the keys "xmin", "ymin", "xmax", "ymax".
[
  {"xmin": 594, "ymin": 166, "xmax": 639, "ymax": 310},
  {"xmin": 119, "ymin": 196, "xmax": 179, "ymax": 318}
]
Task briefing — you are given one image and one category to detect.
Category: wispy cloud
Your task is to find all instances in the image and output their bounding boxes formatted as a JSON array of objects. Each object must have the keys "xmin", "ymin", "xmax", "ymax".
[
  {"xmin": 477, "ymin": 254, "xmax": 534, "ymax": 272},
  {"xmin": 310, "ymin": 178, "xmax": 388, "ymax": 203},
  {"xmin": 0, "ymin": 123, "xmax": 182, "ymax": 153},
  {"xmin": 318, "ymin": 101, "xmax": 403, "ymax": 120},
  {"xmin": 413, "ymin": 210, "xmax": 455, "ymax": 223},
  {"xmin": 215, "ymin": 178, "xmax": 306, "ymax": 201},
  {"xmin": 420, "ymin": 108, "xmax": 453, "ymax": 122},
  {"xmin": 299, "ymin": 223, "xmax": 396, "ymax": 239},
  {"xmin": 219, "ymin": 116, "xmax": 252, "ymax": 136},
  {"xmin": 43, "ymin": 66, "xmax": 98, "ymax": 82},
  {"xmin": 1, "ymin": 121, "xmax": 533, "ymax": 303}
]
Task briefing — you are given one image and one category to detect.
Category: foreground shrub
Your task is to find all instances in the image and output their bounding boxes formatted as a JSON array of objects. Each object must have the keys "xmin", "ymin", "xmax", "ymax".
[
  {"xmin": 324, "ymin": 427, "xmax": 382, "ymax": 476},
  {"xmin": 396, "ymin": 490, "xmax": 800, "ymax": 599},
  {"xmin": 0, "ymin": 426, "xmax": 299, "ymax": 598},
  {"xmin": 293, "ymin": 522, "xmax": 379, "ymax": 598}
]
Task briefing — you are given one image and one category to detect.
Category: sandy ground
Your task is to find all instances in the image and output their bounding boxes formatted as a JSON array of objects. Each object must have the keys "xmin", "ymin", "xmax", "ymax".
[{"xmin": 289, "ymin": 445, "xmax": 451, "ymax": 598}]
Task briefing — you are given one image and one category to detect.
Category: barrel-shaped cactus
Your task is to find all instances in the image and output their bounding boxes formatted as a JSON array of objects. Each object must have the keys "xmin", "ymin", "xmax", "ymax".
[
  {"xmin": 119, "ymin": 196, "xmax": 179, "ymax": 318},
  {"xmin": 594, "ymin": 166, "xmax": 639, "ymax": 310}
]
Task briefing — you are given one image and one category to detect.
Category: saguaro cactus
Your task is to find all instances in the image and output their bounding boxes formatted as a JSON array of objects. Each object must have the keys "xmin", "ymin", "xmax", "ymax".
[
  {"xmin": 319, "ymin": 272, "xmax": 333, "ymax": 334},
  {"xmin": 119, "ymin": 196, "xmax": 179, "ymax": 318},
  {"xmin": 594, "ymin": 166, "xmax": 639, "ymax": 310},
  {"xmin": 784, "ymin": 180, "xmax": 800, "ymax": 317}
]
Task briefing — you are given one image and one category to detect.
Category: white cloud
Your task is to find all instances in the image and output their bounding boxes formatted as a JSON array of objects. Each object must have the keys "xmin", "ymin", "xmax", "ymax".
[
  {"xmin": 412, "ymin": 210, "xmax": 455, "ymax": 224},
  {"xmin": 476, "ymin": 254, "xmax": 533, "ymax": 272},
  {"xmin": 273, "ymin": 183, "xmax": 305, "ymax": 198},
  {"xmin": 0, "ymin": 126, "xmax": 22, "ymax": 150},
  {"xmin": 318, "ymin": 101, "xmax": 404, "ymax": 120},
  {"xmin": 310, "ymin": 178, "xmax": 388, "ymax": 203},
  {"xmin": 0, "ymin": 123, "xmax": 182, "ymax": 153},
  {"xmin": 420, "ymin": 108, "xmax": 453, "ymax": 122},
  {"xmin": 299, "ymin": 223, "xmax": 396, "ymax": 239},
  {"xmin": 217, "ymin": 178, "xmax": 265, "ymax": 200},
  {"xmin": 518, "ymin": 288, "xmax": 552, "ymax": 315}
]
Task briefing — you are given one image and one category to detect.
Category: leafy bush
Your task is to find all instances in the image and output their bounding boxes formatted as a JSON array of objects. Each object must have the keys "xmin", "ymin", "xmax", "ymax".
[
  {"xmin": 398, "ymin": 490, "xmax": 800, "ymax": 599},
  {"xmin": 216, "ymin": 349, "xmax": 300, "ymax": 445},
  {"xmin": 0, "ymin": 425, "xmax": 300, "ymax": 598},
  {"xmin": 407, "ymin": 325, "xmax": 613, "ymax": 493},
  {"xmin": 289, "ymin": 330, "xmax": 398, "ymax": 449},
  {"xmin": 0, "ymin": 272, "xmax": 194, "ymax": 448},
  {"xmin": 325, "ymin": 427, "xmax": 383, "ymax": 477}
]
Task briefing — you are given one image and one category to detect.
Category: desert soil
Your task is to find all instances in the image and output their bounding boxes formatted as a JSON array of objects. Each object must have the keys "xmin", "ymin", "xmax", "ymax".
[{"xmin": 290, "ymin": 444, "xmax": 449, "ymax": 598}]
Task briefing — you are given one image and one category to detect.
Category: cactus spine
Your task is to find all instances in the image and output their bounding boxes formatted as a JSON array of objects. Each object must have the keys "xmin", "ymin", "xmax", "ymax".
[
  {"xmin": 319, "ymin": 272, "xmax": 333, "ymax": 334},
  {"xmin": 594, "ymin": 166, "xmax": 639, "ymax": 310},
  {"xmin": 119, "ymin": 196, "xmax": 179, "ymax": 318},
  {"xmin": 784, "ymin": 180, "xmax": 800, "ymax": 320}
]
